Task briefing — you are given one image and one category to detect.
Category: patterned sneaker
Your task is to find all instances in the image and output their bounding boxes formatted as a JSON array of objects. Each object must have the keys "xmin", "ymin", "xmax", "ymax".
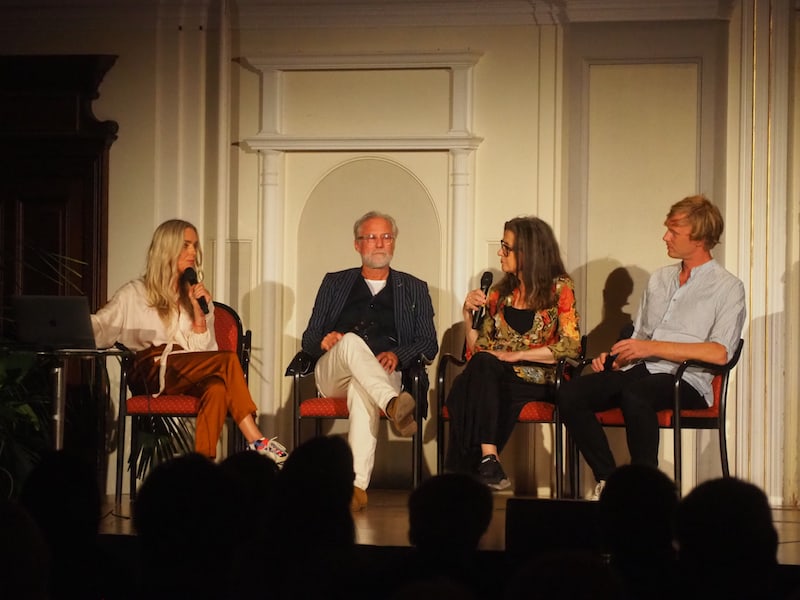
[
  {"xmin": 590, "ymin": 479, "xmax": 606, "ymax": 501},
  {"xmin": 248, "ymin": 437, "xmax": 288, "ymax": 466},
  {"xmin": 477, "ymin": 454, "xmax": 511, "ymax": 491}
]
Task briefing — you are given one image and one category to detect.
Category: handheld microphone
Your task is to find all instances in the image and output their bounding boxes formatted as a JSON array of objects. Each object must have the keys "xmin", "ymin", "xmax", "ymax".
[
  {"xmin": 182, "ymin": 267, "xmax": 209, "ymax": 315},
  {"xmin": 603, "ymin": 322, "xmax": 635, "ymax": 371},
  {"xmin": 472, "ymin": 271, "xmax": 494, "ymax": 329}
]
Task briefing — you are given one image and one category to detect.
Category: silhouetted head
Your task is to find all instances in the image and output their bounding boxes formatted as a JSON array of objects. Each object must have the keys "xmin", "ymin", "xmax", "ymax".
[
  {"xmin": 674, "ymin": 477, "xmax": 777, "ymax": 567},
  {"xmin": 20, "ymin": 449, "xmax": 100, "ymax": 548},
  {"xmin": 274, "ymin": 435, "xmax": 356, "ymax": 548},
  {"xmin": 0, "ymin": 500, "xmax": 49, "ymax": 600},
  {"xmin": 133, "ymin": 452, "xmax": 244, "ymax": 599},
  {"xmin": 599, "ymin": 465, "xmax": 678, "ymax": 560},
  {"xmin": 408, "ymin": 473, "xmax": 493, "ymax": 552}
]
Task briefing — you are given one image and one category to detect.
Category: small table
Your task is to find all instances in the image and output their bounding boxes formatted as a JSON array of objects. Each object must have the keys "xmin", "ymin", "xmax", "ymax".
[
  {"xmin": 0, "ymin": 345, "xmax": 131, "ymax": 449},
  {"xmin": 45, "ymin": 347, "xmax": 132, "ymax": 450}
]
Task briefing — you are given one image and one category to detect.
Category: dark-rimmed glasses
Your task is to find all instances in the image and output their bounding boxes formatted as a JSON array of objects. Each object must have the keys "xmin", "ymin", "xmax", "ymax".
[
  {"xmin": 356, "ymin": 233, "xmax": 396, "ymax": 243},
  {"xmin": 499, "ymin": 240, "xmax": 515, "ymax": 256}
]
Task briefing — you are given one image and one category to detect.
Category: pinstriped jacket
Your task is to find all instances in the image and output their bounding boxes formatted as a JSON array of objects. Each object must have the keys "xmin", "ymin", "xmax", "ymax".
[{"xmin": 301, "ymin": 267, "xmax": 439, "ymax": 397}]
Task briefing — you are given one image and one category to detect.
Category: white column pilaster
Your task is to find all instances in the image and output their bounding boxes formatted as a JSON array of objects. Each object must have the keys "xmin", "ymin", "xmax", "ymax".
[
  {"xmin": 258, "ymin": 149, "xmax": 285, "ymax": 423},
  {"xmin": 733, "ymin": 0, "xmax": 790, "ymax": 503}
]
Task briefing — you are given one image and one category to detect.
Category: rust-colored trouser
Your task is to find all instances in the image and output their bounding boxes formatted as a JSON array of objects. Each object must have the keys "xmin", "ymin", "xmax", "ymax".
[{"xmin": 129, "ymin": 347, "xmax": 257, "ymax": 458}]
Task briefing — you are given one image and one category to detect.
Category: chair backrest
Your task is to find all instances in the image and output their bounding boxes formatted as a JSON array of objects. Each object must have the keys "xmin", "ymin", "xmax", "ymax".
[
  {"xmin": 212, "ymin": 301, "xmax": 243, "ymax": 353},
  {"xmin": 211, "ymin": 301, "xmax": 251, "ymax": 380}
]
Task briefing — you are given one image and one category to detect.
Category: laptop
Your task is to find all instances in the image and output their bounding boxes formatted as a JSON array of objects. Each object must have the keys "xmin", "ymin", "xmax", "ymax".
[{"xmin": 10, "ymin": 295, "xmax": 97, "ymax": 350}]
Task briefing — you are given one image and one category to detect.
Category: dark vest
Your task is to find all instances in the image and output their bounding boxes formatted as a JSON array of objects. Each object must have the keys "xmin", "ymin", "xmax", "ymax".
[{"xmin": 334, "ymin": 274, "xmax": 398, "ymax": 355}]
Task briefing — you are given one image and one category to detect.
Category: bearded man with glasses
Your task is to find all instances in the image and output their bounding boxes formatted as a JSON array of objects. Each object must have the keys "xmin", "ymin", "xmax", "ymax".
[{"xmin": 301, "ymin": 211, "xmax": 438, "ymax": 511}]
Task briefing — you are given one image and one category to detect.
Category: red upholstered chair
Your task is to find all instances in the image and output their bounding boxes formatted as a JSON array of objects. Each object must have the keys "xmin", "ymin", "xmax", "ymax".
[
  {"xmin": 285, "ymin": 351, "xmax": 430, "ymax": 487},
  {"xmin": 436, "ymin": 337, "xmax": 585, "ymax": 499},
  {"xmin": 114, "ymin": 301, "xmax": 252, "ymax": 510},
  {"xmin": 569, "ymin": 338, "xmax": 744, "ymax": 495}
]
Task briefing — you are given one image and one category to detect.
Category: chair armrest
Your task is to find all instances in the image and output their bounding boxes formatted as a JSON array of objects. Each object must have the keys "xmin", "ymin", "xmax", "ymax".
[
  {"xmin": 404, "ymin": 353, "xmax": 433, "ymax": 377},
  {"xmin": 674, "ymin": 338, "xmax": 744, "ymax": 381},
  {"xmin": 285, "ymin": 351, "xmax": 317, "ymax": 377},
  {"xmin": 115, "ymin": 343, "xmax": 134, "ymax": 370},
  {"xmin": 436, "ymin": 353, "xmax": 466, "ymax": 387}
]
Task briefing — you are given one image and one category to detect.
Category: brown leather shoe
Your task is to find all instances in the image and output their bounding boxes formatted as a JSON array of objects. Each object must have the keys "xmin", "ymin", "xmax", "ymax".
[
  {"xmin": 385, "ymin": 391, "xmax": 417, "ymax": 437},
  {"xmin": 350, "ymin": 486, "xmax": 368, "ymax": 512}
]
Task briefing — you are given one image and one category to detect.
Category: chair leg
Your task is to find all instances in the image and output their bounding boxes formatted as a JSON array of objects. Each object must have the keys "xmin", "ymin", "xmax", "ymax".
[
  {"xmin": 437, "ymin": 418, "xmax": 446, "ymax": 475},
  {"xmin": 719, "ymin": 426, "xmax": 730, "ymax": 477},
  {"xmin": 412, "ymin": 430, "xmax": 421, "ymax": 487},
  {"xmin": 568, "ymin": 436, "xmax": 580, "ymax": 499},
  {"xmin": 129, "ymin": 416, "xmax": 139, "ymax": 501},
  {"xmin": 554, "ymin": 415, "xmax": 563, "ymax": 499},
  {"xmin": 114, "ymin": 407, "xmax": 127, "ymax": 513},
  {"xmin": 673, "ymin": 425, "xmax": 682, "ymax": 495},
  {"xmin": 412, "ymin": 398, "xmax": 423, "ymax": 487}
]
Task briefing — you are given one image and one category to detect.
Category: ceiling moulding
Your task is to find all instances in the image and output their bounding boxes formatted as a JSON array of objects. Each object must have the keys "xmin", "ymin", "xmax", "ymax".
[
  {"xmin": 562, "ymin": 0, "xmax": 735, "ymax": 22},
  {"xmin": 0, "ymin": 0, "xmax": 738, "ymax": 29},
  {"xmin": 232, "ymin": 0, "xmax": 735, "ymax": 28},
  {"xmin": 0, "ymin": 0, "xmax": 213, "ymax": 30},
  {"xmin": 233, "ymin": 0, "xmax": 556, "ymax": 27}
]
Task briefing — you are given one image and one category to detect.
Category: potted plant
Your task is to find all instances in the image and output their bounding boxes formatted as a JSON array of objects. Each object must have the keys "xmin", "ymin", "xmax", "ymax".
[{"xmin": 0, "ymin": 351, "xmax": 53, "ymax": 499}]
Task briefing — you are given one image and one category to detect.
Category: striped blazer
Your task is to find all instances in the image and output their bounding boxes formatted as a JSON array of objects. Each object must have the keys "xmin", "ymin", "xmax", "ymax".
[{"xmin": 302, "ymin": 267, "xmax": 438, "ymax": 368}]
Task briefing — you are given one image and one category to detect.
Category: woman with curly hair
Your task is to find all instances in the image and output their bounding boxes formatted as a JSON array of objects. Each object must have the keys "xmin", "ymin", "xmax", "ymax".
[{"xmin": 446, "ymin": 216, "xmax": 580, "ymax": 489}]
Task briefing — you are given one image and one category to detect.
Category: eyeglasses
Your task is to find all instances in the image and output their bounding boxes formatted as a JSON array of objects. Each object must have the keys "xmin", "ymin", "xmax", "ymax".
[
  {"xmin": 356, "ymin": 233, "xmax": 396, "ymax": 243},
  {"xmin": 499, "ymin": 240, "xmax": 516, "ymax": 256}
]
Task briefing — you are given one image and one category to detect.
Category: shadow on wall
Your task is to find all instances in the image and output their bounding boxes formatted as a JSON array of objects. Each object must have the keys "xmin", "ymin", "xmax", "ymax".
[
  {"xmin": 572, "ymin": 260, "xmax": 651, "ymax": 359},
  {"xmin": 569, "ymin": 260, "xmax": 650, "ymax": 496}
]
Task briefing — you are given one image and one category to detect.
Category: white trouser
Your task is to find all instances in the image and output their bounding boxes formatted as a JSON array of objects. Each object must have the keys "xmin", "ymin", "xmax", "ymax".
[{"xmin": 314, "ymin": 333, "xmax": 401, "ymax": 490}]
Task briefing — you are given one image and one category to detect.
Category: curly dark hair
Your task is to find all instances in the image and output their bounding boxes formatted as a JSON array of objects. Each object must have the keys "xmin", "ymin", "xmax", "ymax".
[{"xmin": 496, "ymin": 216, "xmax": 567, "ymax": 311}]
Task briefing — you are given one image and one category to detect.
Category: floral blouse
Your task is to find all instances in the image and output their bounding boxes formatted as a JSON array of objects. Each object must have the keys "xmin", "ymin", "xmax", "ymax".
[{"xmin": 471, "ymin": 275, "xmax": 581, "ymax": 384}]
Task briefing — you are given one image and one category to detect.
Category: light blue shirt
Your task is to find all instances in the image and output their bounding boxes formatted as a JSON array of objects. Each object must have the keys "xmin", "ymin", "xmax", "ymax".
[{"xmin": 625, "ymin": 259, "xmax": 746, "ymax": 406}]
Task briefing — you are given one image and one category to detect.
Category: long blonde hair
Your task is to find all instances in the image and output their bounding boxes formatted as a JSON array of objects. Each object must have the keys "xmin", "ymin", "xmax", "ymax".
[{"xmin": 142, "ymin": 219, "xmax": 203, "ymax": 321}]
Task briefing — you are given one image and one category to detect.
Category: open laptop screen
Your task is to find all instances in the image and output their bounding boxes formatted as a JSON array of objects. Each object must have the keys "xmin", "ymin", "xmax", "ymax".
[{"xmin": 10, "ymin": 295, "xmax": 97, "ymax": 350}]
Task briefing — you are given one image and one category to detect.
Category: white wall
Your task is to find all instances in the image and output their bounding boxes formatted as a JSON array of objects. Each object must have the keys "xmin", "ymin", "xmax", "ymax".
[{"xmin": 1, "ymin": 0, "xmax": 797, "ymax": 500}]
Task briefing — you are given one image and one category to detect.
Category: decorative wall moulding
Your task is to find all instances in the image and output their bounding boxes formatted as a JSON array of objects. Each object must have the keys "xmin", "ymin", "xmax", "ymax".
[
  {"xmin": 0, "ymin": 0, "xmax": 739, "ymax": 30},
  {"xmin": 240, "ymin": 134, "xmax": 483, "ymax": 152},
  {"xmin": 242, "ymin": 51, "xmax": 483, "ymax": 71},
  {"xmin": 233, "ymin": 0, "xmax": 737, "ymax": 28}
]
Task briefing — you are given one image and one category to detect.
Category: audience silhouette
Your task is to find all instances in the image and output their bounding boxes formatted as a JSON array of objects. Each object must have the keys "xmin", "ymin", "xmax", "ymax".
[
  {"xmin": 21, "ymin": 441, "xmax": 800, "ymax": 599},
  {"xmin": 0, "ymin": 499, "xmax": 49, "ymax": 600},
  {"xmin": 19, "ymin": 449, "xmax": 102, "ymax": 600},
  {"xmin": 674, "ymin": 476, "xmax": 780, "ymax": 599},
  {"xmin": 598, "ymin": 464, "xmax": 679, "ymax": 599},
  {"xmin": 388, "ymin": 472, "xmax": 495, "ymax": 598},
  {"xmin": 505, "ymin": 549, "xmax": 622, "ymax": 599},
  {"xmin": 269, "ymin": 434, "xmax": 360, "ymax": 598},
  {"xmin": 132, "ymin": 452, "xmax": 247, "ymax": 599}
]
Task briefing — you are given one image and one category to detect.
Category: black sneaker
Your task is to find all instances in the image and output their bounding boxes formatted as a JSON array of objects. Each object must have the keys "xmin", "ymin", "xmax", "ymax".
[{"xmin": 477, "ymin": 454, "xmax": 511, "ymax": 491}]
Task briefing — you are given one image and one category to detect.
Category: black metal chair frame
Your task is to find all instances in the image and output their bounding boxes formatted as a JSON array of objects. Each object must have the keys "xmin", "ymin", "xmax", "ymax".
[
  {"xmin": 436, "ymin": 338, "xmax": 585, "ymax": 499},
  {"xmin": 569, "ymin": 338, "xmax": 744, "ymax": 495},
  {"xmin": 285, "ymin": 351, "xmax": 430, "ymax": 488},
  {"xmin": 114, "ymin": 301, "xmax": 251, "ymax": 510}
]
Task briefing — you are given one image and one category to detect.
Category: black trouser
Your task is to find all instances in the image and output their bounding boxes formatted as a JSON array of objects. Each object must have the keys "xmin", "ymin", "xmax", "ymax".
[
  {"xmin": 445, "ymin": 352, "xmax": 550, "ymax": 473},
  {"xmin": 558, "ymin": 363, "xmax": 706, "ymax": 482}
]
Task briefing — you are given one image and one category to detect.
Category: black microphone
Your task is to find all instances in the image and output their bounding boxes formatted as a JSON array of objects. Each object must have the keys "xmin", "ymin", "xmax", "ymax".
[
  {"xmin": 603, "ymin": 322, "xmax": 635, "ymax": 371},
  {"xmin": 182, "ymin": 267, "xmax": 209, "ymax": 315},
  {"xmin": 472, "ymin": 271, "xmax": 494, "ymax": 329}
]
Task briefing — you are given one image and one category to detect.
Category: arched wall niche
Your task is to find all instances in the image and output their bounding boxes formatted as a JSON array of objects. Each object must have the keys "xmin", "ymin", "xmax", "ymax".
[{"xmin": 297, "ymin": 156, "xmax": 441, "ymax": 339}]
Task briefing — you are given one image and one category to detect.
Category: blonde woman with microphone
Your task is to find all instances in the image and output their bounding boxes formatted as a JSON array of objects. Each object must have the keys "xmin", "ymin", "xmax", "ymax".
[{"xmin": 91, "ymin": 219, "xmax": 286, "ymax": 464}]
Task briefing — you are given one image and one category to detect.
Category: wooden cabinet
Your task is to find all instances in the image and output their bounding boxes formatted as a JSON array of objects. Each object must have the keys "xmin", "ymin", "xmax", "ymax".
[{"xmin": 0, "ymin": 54, "xmax": 118, "ymax": 336}]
